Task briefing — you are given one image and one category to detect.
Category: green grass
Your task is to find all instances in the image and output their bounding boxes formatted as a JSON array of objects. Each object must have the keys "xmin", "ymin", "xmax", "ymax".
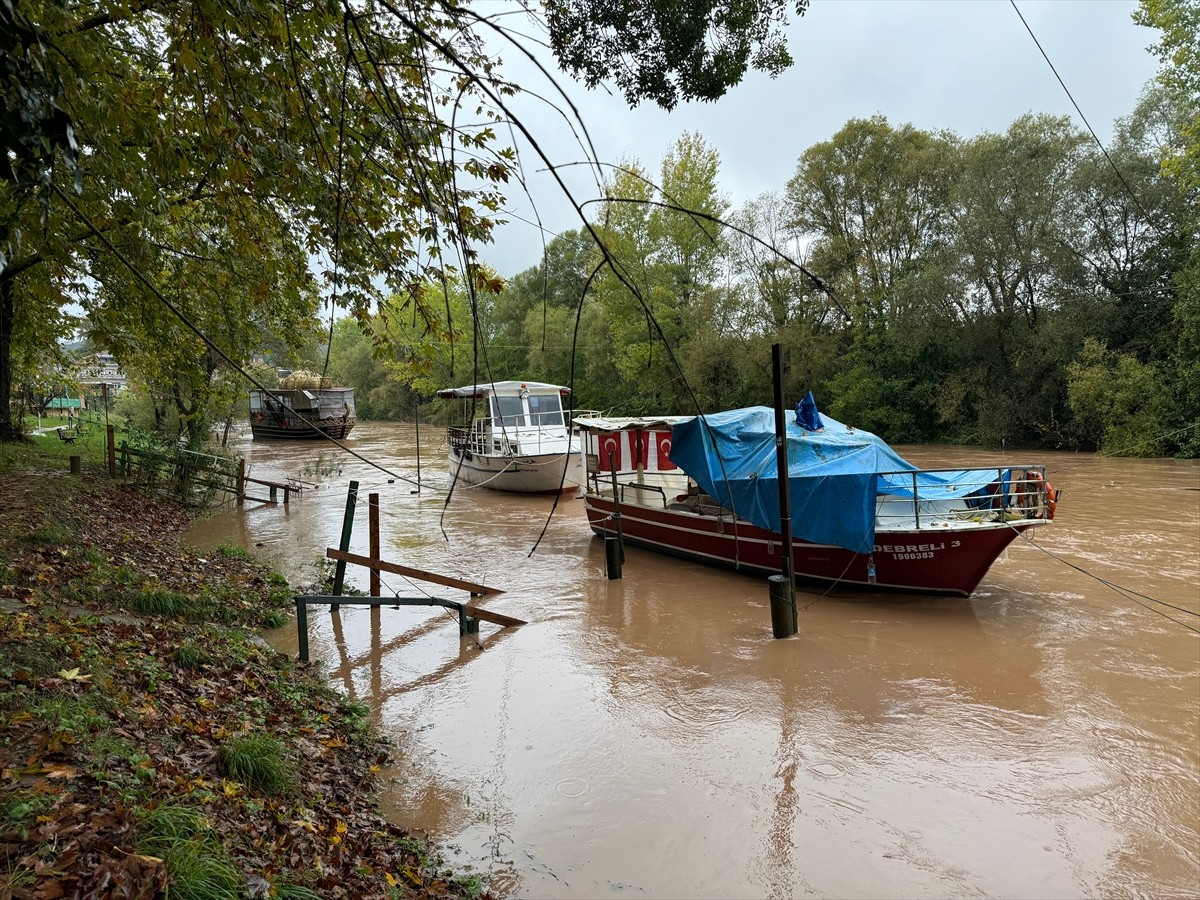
[
  {"xmin": 123, "ymin": 588, "xmax": 189, "ymax": 617},
  {"xmin": 454, "ymin": 873, "xmax": 485, "ymax": 900},
  {"xmin": 161, "ymin": 840, "xmax": 243, "ymax": 900},
  {"xmin": 274, "ymin": 885, "xmax": 323, "ymax": 900},
  {"xmin": 213, "ymin": 542, "xmax": 252, "ymax": 562},
  {"xmin": 19, "ymin": 524, "xmax": 74, "ymax": 546},
  {"xmin": 172, "ymin": 644, "xmax": 209, "ymax": 669},
  {"xmin": 136, "ymin": 802, "xmax": 244, "ymax": 899},
  {"xmin": 35, "ymin": 695, "xmax": 113, "ymax": 736},
  {"xmin": 0, "ymin": 792, "xmax": 52, "ymax": 840},
  {"xmin": 216, "ymin": 734, "xmax": 289, "ymax": 794},
  {"xmin": 260, "ymin": 609, "xmax": 289, "ymax": 629},
  {"xmin": 89, "ymin": 734, "xmax": 148, "ymax": 770},
  {"xmin": 137, "ymin": 803, "xmax": 210, "ymax": 849}
]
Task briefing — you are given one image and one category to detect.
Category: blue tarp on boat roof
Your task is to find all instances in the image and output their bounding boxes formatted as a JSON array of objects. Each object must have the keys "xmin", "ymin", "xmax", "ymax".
[{"xmin": 669, "ymin": 405, "xmax": 1009, "ymax": 554}]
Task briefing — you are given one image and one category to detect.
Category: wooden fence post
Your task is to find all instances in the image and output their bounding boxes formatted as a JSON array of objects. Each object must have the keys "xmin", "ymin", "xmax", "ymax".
[
  {"xmin": 236, "ymin": 459, "xmax": 246, "ymax": 506},
  {"xmin": 106, "ymin": 425, "xmax": 116, "ymax": 479}
]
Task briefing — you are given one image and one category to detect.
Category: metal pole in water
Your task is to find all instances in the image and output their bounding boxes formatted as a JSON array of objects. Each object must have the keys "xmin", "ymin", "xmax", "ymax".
[
  {"xmin": 604, "ymin": 535, "xmax": 622, "ymax": 579},
  {"xmin": 605, "ymin": 449, "xmax": 625, "ymax": 579},
  {"xmin": 295, "ymin": 598, "xmax": 309, "ymax": 662},
  {"xmin": 413, "ymin": 400, "xmax": 422, "ymax": 494},
  {"xmin": 768, "ymin": 575, "xmax": 796, "ymax": 638},
  {"xmin": 770, "ymin": 343, "xmax": 797, "ymax": 638}
]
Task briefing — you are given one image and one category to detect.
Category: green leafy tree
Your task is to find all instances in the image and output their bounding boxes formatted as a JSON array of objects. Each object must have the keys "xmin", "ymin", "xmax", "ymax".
[
  {"xmin": 1, "ymin": 1, "xmax": 513, "ymax": 442},
  {"xmin": 1067, "ymin": 338, "xmax": 1166, "ymax": 456},
  {"xmin": 485, "ymin": 228, "xmax": 603, "ymax": 381},
  {"xmin": 593, "ymin": 134, "xmax": 728, "ymax": 413},
  {"xmin": 1134, "ymin": 0, "xmax": 1200, "ymax": 192},
  {"xmin": 1134, "ymin": 0, "xmax": 1200, "ymax": 455},
  {"xmin": 948, "ymin": 115, "xmax": 1091, "ymax": 446},
  {"xmin": 785, "ymin": 116, "xmax": 961, "ymax": 336},
  {"xmin": 544, "ymin": 0, "xmax": 809, "ymax": 110}
]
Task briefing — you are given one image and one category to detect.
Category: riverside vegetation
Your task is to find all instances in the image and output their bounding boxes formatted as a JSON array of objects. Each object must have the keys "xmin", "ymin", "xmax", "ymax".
[{"xmin": 0, "ymin": 434, "xmax": 492, "ymax": 899}]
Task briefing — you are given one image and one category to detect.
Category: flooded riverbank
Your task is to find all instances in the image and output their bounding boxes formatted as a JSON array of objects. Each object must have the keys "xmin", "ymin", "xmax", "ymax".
[{"xmin": 185, "ymin": 422, "xmax": 1200, "ymax": 898}]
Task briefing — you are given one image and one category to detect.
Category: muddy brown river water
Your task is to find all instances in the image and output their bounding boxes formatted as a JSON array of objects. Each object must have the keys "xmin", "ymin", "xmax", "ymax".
[{"xmin": 185, "ymin": 422, "xmax": 1200, "ymax": 899}]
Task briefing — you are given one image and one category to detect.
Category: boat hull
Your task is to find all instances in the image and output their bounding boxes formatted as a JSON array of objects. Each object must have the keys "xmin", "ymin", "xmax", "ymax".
[
  {"xmin": 582, "ymin": 494, "xmax": 1041, "ymax": 596},
  {"xmin": 448, "ymin": 447, "xmax": 583, "ymax": 494},
  {"xmin": 249, "ymin": 416, "xmax": 356, "ymax": 440}
]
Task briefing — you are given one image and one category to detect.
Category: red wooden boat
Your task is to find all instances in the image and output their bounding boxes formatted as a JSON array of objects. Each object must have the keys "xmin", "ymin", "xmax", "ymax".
[{"xmin": 574, "ymin": 406, "xmax": 1057, "ymax": 596}]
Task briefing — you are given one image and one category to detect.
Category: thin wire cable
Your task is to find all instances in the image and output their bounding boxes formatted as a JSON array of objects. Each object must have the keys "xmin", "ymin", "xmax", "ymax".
[
  {"xmin": 1010, "ymin": 0, "xmax": 1164, "ymax": 235},
  {"xmin": 1008, "ymin": 524, "xmax": 1200, "ymax": 633}
]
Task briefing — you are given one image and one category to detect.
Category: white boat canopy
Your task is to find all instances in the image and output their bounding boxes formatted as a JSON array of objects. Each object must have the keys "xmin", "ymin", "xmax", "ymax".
[
  {"xmin": 572, "ymin": 414, "xmax": 694, "ymax": 431},
  {"xmin": 436, "ymin": 380, "xmax": 571, "ymax": 399}
]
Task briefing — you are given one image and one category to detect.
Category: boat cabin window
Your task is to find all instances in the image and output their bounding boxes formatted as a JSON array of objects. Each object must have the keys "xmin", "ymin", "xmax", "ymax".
[
  {"xmin": 491, "ymin": 394, "xmax": 525, "ymax": 428},
  {"xmin": 527, "ymin": 393, "xmax": 564, "ymax": 427}
]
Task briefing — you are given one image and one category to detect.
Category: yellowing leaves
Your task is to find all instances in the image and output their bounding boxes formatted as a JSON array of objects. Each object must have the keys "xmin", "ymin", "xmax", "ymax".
[
  {"xmin": 176, "ymin": 45, "xmax": 199, "ymax": 73},
  {"xmin": 57, "ymin": 667, "xmax": 92, "ymax": 683},
  {"xmin": 329, "ymin": 818, "xmax": 348, "ymax": 846}
]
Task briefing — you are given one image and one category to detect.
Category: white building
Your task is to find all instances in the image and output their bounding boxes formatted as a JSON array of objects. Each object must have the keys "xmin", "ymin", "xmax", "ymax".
[{"xmin": 78, "ymin": 352, "xmax": 127, "ymax": 391}]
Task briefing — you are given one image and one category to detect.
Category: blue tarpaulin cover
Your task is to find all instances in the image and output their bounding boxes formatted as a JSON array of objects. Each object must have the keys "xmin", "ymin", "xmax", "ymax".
[{"xmin": 669, "ymin": 405, "xmax": 1008, "ymax": 554}]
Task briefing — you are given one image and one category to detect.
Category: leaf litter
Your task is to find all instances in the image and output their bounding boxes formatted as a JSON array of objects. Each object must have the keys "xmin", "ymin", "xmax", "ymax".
[{"xmin": 0, "ymin": 466, "xmax": 493, "ymax": 899}]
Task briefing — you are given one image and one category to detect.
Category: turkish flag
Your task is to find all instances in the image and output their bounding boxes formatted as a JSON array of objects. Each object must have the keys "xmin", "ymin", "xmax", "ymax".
[
  {"xmin": 594, "ymin": 431, "xmax": 624, "ymax": 471},
  {"xmin": 647, "ymin": 430, "xmax": 677, "ymax": 470}
]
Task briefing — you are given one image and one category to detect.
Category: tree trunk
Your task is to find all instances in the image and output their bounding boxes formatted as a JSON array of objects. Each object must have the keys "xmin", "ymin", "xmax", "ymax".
[{"xmin": 0, "ymin": 278, "xmax": 21, "ymax": 442}]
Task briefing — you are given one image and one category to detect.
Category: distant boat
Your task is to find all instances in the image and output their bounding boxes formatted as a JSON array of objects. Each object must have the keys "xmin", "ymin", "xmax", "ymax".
[
  {"xmin": 436, "ymin": 380, "xmax": 584, "ymax": 493},
  {"xmin": 573, "ymin": 402, "xmax": 1058, "ymax": 596},
  {"xmin": 249, "ymin": 376, "xmax": 356, "ymax": 440}
]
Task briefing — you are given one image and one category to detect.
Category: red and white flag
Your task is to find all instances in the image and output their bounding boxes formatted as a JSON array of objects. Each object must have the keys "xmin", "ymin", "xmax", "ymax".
[{"xmin": 591, "ymin": 429, "xmax": 676, "ymax": 472}]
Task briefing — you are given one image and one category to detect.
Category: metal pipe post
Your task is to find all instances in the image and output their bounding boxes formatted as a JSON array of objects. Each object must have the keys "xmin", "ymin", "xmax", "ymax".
[
  {"xmin": 330, "ymin": 480, "xmax": 359, "ymax": 608},
  {"xmin": 771, "ymin": 344, "xmax": 797, "ymax": 637}
]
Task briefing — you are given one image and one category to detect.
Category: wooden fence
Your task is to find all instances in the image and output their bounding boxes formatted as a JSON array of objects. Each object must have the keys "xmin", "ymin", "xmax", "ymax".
[{"xmin": 103, "ymin": 425, "xmax": 300, "ymax": 507}]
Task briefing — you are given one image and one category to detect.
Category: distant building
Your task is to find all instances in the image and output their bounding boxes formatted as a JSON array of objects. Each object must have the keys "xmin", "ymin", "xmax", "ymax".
[
  {"xmin": 78, "ymin": 352, "xmax": 127, "ymax": 391},
  {"xmin": 46, "ymin": 397, "xmax": 83, "ymax": 411}
]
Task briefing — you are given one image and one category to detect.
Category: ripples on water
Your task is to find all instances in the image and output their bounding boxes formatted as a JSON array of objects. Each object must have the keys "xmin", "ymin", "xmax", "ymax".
[{"xmin": 186, "ymin": 424, "xmax": 1200, "ymax": 899}]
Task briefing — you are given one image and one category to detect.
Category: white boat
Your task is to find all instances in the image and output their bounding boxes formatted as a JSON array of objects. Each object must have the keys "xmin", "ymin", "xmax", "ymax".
[
  {"xmin": 573, "ymin": 399, "xmax": 1059, "ymax": 596},
  {"xmin": 435, "ymin": 380, "xmax": 585, "ymax": 494}
]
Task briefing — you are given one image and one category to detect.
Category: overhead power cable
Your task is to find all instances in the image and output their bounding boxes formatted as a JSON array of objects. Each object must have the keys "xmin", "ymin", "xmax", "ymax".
[{"xmin": 1009, "ymin": 0, "xmax": 1164, "ymax": 235}]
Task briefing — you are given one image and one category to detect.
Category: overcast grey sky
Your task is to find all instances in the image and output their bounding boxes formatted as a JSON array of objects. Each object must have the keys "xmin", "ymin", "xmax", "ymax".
[{"xmin": 483, "ymin": 0, "xmax": 1162, "ymax": 277}]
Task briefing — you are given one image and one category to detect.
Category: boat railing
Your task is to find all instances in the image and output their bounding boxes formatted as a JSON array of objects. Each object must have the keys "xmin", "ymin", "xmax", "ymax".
[
  {"xmin": 448, "ymin": 423, "xmax": 489, "ymax": 456},
  {"xmin": 450, "ymin": 419, "xmax": 576, "ymax": 457},
  {"xmin": 875, "ymin": 465, "xmax": 1054, "ymax": 529},
  {"xmin": 617, "ymin": 482, "xmax": 669, "ymax": 508}
]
